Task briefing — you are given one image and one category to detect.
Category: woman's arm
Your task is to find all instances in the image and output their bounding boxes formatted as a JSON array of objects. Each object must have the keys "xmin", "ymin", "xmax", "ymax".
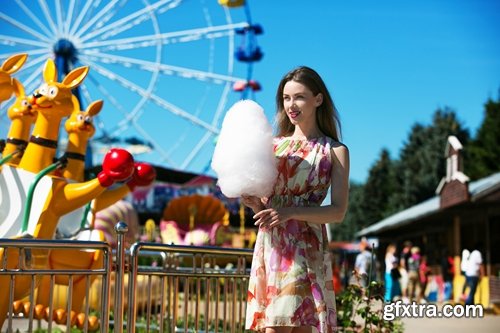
[{"xmin": 254, "ymin": 143, "xmax": 350, "ymax": 228}]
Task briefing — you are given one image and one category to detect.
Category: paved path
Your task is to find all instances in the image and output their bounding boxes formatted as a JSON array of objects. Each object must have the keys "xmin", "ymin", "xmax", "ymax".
[{"xmin": 402, "ymin": 314, "xmax": 499, "ymax": 333}]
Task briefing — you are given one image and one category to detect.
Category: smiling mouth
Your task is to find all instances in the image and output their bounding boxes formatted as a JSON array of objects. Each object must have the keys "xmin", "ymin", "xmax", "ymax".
[
  {"xmin": 78, "ymin": 125, "xmax": 92, "ymax": 132},
  {"xmin": 289, "ymin": 111, "xmax": 301, "ymax": 119}
]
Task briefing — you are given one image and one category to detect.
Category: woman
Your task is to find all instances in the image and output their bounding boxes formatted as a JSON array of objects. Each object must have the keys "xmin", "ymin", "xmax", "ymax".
[{"xmin": 242, "ymin": 66, "xmax": 350, "ymax": 333}]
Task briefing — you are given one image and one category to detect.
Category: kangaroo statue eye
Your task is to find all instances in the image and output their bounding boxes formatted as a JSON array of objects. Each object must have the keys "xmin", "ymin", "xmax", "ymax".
[
  {"xmin": 85, "ymin": 116, "xmax": 93, "ymax": 123},
  {"xmin": 77, "ymin": 114, "xmax": 84, "ymax": 121},
  {"xmin": 48, "ymin": 86, "xmax": 59, "ymax": 98},
  {"xmin": 21, "ymin": 100, "xmax": 29, "ymax": 107},
  {"xmin": 38, "ymin": 83, "xmax": 49, "ymax": 96}
]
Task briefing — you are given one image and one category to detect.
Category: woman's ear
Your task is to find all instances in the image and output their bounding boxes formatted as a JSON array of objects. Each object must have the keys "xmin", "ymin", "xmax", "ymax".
[{"xmin": 315, "ymin": 93, "xmax": 323, "ymax": 107}]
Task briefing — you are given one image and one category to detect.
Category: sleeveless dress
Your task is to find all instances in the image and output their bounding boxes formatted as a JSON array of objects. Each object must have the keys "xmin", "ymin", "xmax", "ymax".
[{"xmin": 246, "ymin": 136, "xmax": 337, "ymax": 332}]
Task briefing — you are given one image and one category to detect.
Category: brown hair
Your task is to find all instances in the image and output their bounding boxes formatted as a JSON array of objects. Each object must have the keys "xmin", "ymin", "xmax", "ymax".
[{"xmin": 275, "ymin": 66, "xmax": 341, "ymax": 141}]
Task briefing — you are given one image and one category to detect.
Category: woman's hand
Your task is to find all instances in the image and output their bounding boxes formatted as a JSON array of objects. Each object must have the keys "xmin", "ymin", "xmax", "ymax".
[
  {"xmin": 240, "ymin": 195, "xmax": 265, "ymax": 213},
  {"xmin": 253, "ymin": 207, "xmax": 293, "ymax": 229}
]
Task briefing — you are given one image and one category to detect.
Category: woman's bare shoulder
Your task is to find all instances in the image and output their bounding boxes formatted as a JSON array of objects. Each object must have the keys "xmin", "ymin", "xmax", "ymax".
[
  {"xmin": 330, "ymin": 141, "xmax": 349, "ymax": 164},
  {"xmin": 328, "ymin": 139, "xmax": 349, "ymax": 153}
]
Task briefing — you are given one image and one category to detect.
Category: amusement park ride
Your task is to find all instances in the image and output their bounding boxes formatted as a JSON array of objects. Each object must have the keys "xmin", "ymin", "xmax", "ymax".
[{"xmin": 0, "ymin": 0, "xmax": 263, "ymax": 331}]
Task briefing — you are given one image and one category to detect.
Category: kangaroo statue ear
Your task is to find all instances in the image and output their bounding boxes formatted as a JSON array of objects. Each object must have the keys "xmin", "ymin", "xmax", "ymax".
[
  {"xmin": 12, "ymin": 78, "xmax": 25, "ymax": 98},
  {"xmin": 62, "ymin": 66, "xmax": 89, "ymax": 90},
  {"xmin": 1, "ymin": 53, "xmax": 28, "ymax": 74},
  {"xmin": 43, "ymin": 59, "xmax": 57, "ymax": 83},
  {"xmin": 87, "ymin": 100, "xmax": 104, "ymax": 117}
]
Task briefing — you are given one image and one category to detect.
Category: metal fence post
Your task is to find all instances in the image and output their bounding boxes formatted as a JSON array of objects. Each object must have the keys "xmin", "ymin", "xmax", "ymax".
[
  {"xmin": 114, "ymin": 221, "xmax": 128, "ymax": 333},
  {"xmin": 126, "ymin": 243, "xmax": 140, "ymax": 333}
]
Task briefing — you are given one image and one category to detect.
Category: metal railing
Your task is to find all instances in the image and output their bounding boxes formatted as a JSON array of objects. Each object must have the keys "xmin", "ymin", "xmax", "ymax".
[
  {"xmin": 0, "ymin": 237, "xmax": 112, "ymax": 333},
  {"xmin": 0, "ymin": 223, "xmax": 253, "ymax": 333}
]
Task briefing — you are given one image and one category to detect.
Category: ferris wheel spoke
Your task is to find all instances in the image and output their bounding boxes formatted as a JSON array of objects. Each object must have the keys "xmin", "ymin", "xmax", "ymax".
[
  {"xmin": 211, "ymin": 82, "xmax": 232, "ymax": 127},
  {"xmin": 87, "ymin": 2, "xmax": 127, "ymax": 40},
  {"xmin": 68, "ymin": 0, "xmax": 93, "ymax": 36},
  {"xmin": 63, "ymin": 0, "xmax": 76, "ymax": 36},
  {"xmin": 79, "ymin": 0, "xmax": 181, "ymax": 43},
  {"xmin": 19, "ymin": 53, "xmax": 48, "ymax": 73},
  {"xmin": 84, "ymin": 73, "xmax": 139, "ymax": 137},
  {"xmin": 81, "ymin": 58, "xmax": 220, "ymax": 134},
  {"xmin": 84, "ymin": 74, "xmax": 130, "ymax": 132},
  {"xmin": 130, "ymin": 119, "xmax": 177, "ymax": 166},
  {"xmin": 180, "ymin": 81, "xmax": 232, "ymax": 169},
  {"xmin": 84, "ymin": 1, "xmax": 181, "ymax": 44},
  {"xmin": 180, "ymin": 131, "xmax": 213, "ymax": 169},
  {"xmin": 37, "ymin": 0, "xmax": 59, "ymax": 37},
  {"xmin": 79, "ymin": 82, "xmax": 95, "ymax": 107},
  {"xmin": 82, "ymin": 58, "xmax": 155, "ymax": 135},
  {"xmin": 54, "ymin": 0, "xmax": 65, "ymax": 36},
  {"xmin": 0, "ymin": 34, "xmax": 49, "ymax": 49},
  {"xmin": 73, "ymin": 0, "xmax": 121, "ymax": 40},
  {"xmin": 13, "ymin": 0, "xmax": 53, "ymax": 38},
  {"xmin": 81, "ymin": 51, "xmax": 243, "ymax": 84},
  {"xmin": 80, "ymin": 22, "xmax": 247, "ymax": 50},
  {"xmin": 23, "ymin": 62, "xmax": 47, "ymax": 94},
  {"xmin": 0, "ymin": 47, "xmax": 49, "ymax": 60},
  {"xmin": 0, "ymin": 13, "xmax": 52, "ymax": 43}
]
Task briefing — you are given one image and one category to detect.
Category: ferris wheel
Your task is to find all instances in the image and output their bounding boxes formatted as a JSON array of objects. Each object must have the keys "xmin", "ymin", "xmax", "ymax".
[{"xmin": 0, "ymin": 0, "xmax": 263, "ymax": 174}]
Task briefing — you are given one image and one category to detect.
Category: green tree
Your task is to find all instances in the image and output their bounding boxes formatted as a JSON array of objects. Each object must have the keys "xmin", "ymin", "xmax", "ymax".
[
  {"xmin": 465, "ymin": 97, "xmax": 500, "ymax": 180},
  {"xmin": 331, "ymin": 181, "xmax": 364, "ymax": 241},
  {"xmin": 391, "ymin": 108, "xmax": 469, "ymax": 209},
  {"xmin": 361, "ymin": 148, "xmax": 398, "ymax": 225}
]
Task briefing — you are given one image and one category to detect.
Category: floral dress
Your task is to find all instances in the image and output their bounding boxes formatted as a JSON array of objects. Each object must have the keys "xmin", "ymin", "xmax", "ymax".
[{"xmin": 246, "ymin": 136, "xmax": 337, "ymax": 332}]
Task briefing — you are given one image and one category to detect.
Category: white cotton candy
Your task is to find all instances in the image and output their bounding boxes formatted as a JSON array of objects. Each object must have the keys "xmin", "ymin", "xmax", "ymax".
[{"xmin": 211, "ymin": 100, "xmax": 277, "ymax": 198}]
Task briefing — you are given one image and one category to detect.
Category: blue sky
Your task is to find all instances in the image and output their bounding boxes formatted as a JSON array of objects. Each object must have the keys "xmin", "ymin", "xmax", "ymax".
[
  {"xmin": 248, "ymin": 0, "xmax": 500, "ymax": 182},
  {"xmin": 0, "ymin": 0, "xmax": 499, "ymax": 183}
]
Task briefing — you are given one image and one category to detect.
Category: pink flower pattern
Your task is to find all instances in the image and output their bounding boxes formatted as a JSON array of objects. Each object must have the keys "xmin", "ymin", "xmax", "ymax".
[{"xmin": 246, "ymin": 136, "xmax": 337, "ymax": 332}]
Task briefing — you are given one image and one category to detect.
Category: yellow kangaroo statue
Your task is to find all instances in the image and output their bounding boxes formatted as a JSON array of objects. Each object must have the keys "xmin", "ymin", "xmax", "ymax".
[
  {"xmin": 61, "ymin": 97, "xmax": 103, "ymax": 182},
  {"xmin": 35, "ymin": 94, "xmax": 155, "ymax": 313},
  {"xmin": 0, "ymin": 58, "xmax": 135, "ymax": 328},
  {"xmin": 35, "ymin": 98, "xmax": 107, "ymax": 312},
  {"xmin": 0, "ymin": 53, "xmax": 27, "ymax": 105},
  {"xmin": 2, "ymin": 78, "xmax": 37, "ymax": 165}
]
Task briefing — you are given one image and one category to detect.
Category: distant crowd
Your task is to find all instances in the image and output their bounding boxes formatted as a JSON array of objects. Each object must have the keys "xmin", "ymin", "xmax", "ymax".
[{"xmin": 350, "ymin": 239, "xmax": 484, "ymax": 305}]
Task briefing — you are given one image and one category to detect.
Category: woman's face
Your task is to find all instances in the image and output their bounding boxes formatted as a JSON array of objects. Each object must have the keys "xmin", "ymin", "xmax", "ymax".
[{"xmin": 282, "ymin": 80, "xmax": 322, "ymax": 126}]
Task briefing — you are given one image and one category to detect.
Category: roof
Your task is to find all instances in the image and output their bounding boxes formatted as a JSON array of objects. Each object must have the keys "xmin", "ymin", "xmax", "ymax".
[{"xmin": 356, "ymin": 172, "xmax": 500, "ymax": 237}]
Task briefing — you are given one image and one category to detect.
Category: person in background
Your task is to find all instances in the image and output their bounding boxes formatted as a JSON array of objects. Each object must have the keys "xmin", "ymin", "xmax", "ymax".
[
  {"xmin": 464, "ymin": 242, "xmax": 484, "ymax": 305},
  {"xmin": 460, "ymin": 247, "xmax": 470, "ymax": 300},
  {"xmin": 399, "ymin": 240, "xmax": 412, "ymax": 303},
  {"xmin": 419, "ymin": 255, "xmax": 431, "ymax": 302},
  {"xmin": 242, "ymin": 66, "xmax": 350, "ymax": 333},
  {"xmin": 440, "ymin": 249, "xmax": 454, "ymax": 301},
  {"xmin": 407, "ymin": 246, "xmax": 421, "ymax": 302},
  {"xmin": 384, "ymin": 243, "xmax": 398, "ymax": 302},
  {"xmin": 354, "ymin": 238, "xmax": 376, "ymax": 287}
]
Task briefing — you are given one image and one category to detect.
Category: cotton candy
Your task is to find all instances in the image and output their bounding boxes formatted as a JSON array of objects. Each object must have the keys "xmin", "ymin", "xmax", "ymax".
[{"xmin": 211, "ymin": 100, "xmax": 277, "ymax": 198}]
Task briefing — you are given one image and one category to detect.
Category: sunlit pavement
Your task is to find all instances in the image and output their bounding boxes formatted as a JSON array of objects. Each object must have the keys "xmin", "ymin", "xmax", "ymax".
[{"xmin": 402, "ymin": 314, "xmax": 499, "ymax": 333}]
